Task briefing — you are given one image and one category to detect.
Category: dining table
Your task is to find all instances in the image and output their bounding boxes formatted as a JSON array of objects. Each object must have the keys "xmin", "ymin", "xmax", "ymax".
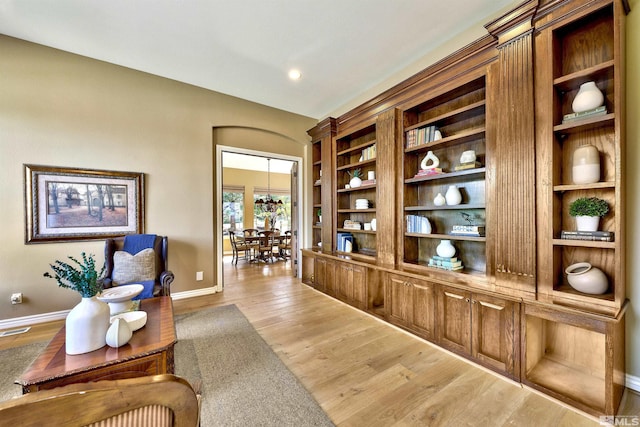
[{"xmin": 240, "ymin": 233, "xmax": 287, "ymax": 262}]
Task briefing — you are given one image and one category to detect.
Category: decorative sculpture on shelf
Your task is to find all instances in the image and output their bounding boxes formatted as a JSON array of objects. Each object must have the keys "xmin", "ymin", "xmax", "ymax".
[{"xmin": 420, "ymin": 151, "xmax": 439, "ymax": 170}]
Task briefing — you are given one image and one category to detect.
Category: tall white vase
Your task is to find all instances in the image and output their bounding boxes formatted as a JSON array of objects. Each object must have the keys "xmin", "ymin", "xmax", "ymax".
[
  {"xmin": 445, "ymin": 185, "xmax": 462, "ymax": 206},
  {"xmin": 66, "ymin": 296, "xmax": 110, "ymax": 355}
]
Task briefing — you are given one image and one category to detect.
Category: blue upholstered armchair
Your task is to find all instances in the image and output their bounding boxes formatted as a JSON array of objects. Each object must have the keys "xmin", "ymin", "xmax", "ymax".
[{"xmin": 103, "ymin": 234, "xmax": 174, "ymax": 298}]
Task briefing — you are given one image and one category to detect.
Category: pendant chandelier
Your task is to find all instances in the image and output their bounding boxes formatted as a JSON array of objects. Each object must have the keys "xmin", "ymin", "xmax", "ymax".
[{"xmin": 255, "ymin": 158, "xmax": 282, "ymax": 213}]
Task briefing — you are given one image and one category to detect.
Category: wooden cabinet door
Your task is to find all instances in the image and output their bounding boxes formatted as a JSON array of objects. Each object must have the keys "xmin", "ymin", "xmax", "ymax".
[
  {"xmin": 387, "ymin": 274, "xmax": 413, "ymax": 328},
  {"xmin": 387, "ymin": 274, "xmax": 435, "ymax": 340},
  {"xmin": 336, "ymin": 262, "xmax": 366, "ymax": 309},
  {"xmin": 411, "ymin": 279, "xmax": 435, "ymax": 340},
  {"xmin": 437, "ymin": 286, "xmax": 472, "ymax": 355},
  {"xmin": 471, "ymin": 293, "xmax": 517, "ymax": 376},
  {"xmin": 315, "ymin": 257, "xmax": 335, "ymax": 295}
]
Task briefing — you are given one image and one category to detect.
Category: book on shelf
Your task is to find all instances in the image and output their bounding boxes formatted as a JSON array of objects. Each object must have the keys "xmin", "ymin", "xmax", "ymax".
[
  {"xmin": 427, "ymin": 261, "xmax": 464, "ymax": 271},
  {"xmin": 336, "ymin": 232, "xmax": 353, "ymax": 252},
  {"xmin": 414, "ymin": 168, "xmax": 444, "ymax": 178},
  {"xmin": 361, "ymin": 143, "xmax": 377, "ymax": 161},
  {"xmin": 452, "ymin": 225, "xmax": 485, "ymax": 233},
  {"xmin": 360, "ymin": 179, "xmax": 376, "ymax": 186},
  {"xmin": 560, "ymin": 230, "xmax": 614, "ymax": 242},
  {"xmin": 430, "ymin": 255, "xmax": 458, "ymax": 263},
  {"xmin": 343, "ymin": 219, "xmax": 362, "ymax": 230},
  {"xmin": 405, "ymin": 125, "xmax": 440, "ymax": 148},
  {"xmin": 428, "ymin": 257, "xmax": 462, "ymax": 268},
  {"xmin": 562, "ymin": 105, "xmax": 607, "ymax": 123},
  {"xmin": 406, "ymin": 215, "xmax": 432, "ymax": 234},
  {"xmin": 454, "ymin": 161, "xmax": 481, "ymax": 171}
]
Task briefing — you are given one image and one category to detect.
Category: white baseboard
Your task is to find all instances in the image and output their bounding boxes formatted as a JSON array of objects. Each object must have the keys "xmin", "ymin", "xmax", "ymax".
[
  {"xmin": 626, "ymin": 373, "xmax": 640, "ymax": 393},
  {"xmin": 0, "ymin": 287, "xmax": 220, "ymax": 330}
]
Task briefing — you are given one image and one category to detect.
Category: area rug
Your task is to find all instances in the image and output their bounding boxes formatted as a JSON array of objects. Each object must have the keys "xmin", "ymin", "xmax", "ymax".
[
  {"xmin": 174, "ymin": 304, "xmax": 334, "ymax": 426},
  {"xmin": 0, "ymin": 305, "xmax": 334, "ymax": 427}
]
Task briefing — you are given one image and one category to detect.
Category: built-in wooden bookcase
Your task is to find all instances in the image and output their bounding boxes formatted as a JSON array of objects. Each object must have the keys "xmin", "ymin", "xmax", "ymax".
[
  {"xmin": 401, "ymin": 76, "xmax": 487, "ymax": 279},
  {"xmin": 334, "ymin": 123, "xmax": 378, "ymax": 260},
  {"xmin": 529, "ymin": 0, "xmax": 627, "ymax": 416},
  {"xmin": 535, "ymin": 0, "xmax": 625, "ymax": 317},
  {"xmin": 311, "ymin": 138, "xmax": 322, "ymax": 248}
]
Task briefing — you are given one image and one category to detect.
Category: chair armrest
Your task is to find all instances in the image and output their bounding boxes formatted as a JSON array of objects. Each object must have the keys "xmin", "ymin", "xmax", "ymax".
[
  {"xmin": 159, "ymin": 270, "xmax": 174, "ymax": 296},
  {"xmin": 101, "ymin": 277, "xmax": 114, "ymax": 289}
]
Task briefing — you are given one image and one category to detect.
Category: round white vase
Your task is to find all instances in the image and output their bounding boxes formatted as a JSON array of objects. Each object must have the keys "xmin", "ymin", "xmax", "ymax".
[
  {"xmin": 572, "ymin": 81, "xmax": 604, "ymax": 113},
  {"xmin": 434, "ymin": 193, "xmax": 446, "ymax": 206},
  {"xmin": 572, "ymin": 145, "xmax": 600, "ymax": 184},
  {"xmin": 106, "ymin": 317, "xmax": 133, "ymax": 348},
  {"xmin": 436, "ymin": 240, "xmax": 456, "ymax": 258},
  {"xmin": 575, "ymin": 215, "xmax": 600, "ymax": 232},
  {"xmin": 66, "ymin": 296, "xmax": 110, "ymax": 355},
  {"xmin": 349, "ymin": 176, "xmax": 362, "ymax": 188},
  {"xmin": 445, "ymin": 185, "xmax": 462, "ymax": 206},
  {"xmin": 565, "ymin": 262, "xmax": 608, "ymax": 294}
]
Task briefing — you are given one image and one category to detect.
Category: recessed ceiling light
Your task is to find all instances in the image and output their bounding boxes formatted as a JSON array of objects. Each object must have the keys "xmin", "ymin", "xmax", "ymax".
[{"xmin": 288, "ymin": 69, "xmax": 302, "ymax": 80}]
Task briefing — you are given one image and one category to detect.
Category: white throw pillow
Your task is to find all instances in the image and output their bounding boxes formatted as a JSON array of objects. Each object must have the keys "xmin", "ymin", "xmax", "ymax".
[{"xmin": 112, "ymin": 248, "xmax": 156, "ymax": 285}]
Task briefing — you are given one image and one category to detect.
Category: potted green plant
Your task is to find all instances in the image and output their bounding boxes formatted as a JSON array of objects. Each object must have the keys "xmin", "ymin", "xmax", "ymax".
[
  {"xmin": 317, "ymin": 208, "xmax": 322, "ymax": 224},
  {"xmin": 568, "ymin": 197, "xmax": 609, "ymax": 231},
  {"xmin": 44, "ymin": 252, "xmax": 110, "ymax": 355},
  {"xmin": 348, "ymin": 168, "xmax": 363, "ymax": 188}
]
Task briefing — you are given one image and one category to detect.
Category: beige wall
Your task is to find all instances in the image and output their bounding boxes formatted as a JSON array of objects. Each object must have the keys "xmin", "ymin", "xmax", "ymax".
[{"xmin": 0, "ymin": 35, "xmax": 316, "ymax": 320}]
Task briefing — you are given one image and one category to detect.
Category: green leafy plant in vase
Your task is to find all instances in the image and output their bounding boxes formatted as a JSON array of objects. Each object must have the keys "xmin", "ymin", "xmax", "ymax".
[
  {"xmin": 568, "ymin": 197, "xmax": 609, "ymax": 232},
  {"xmin": 44, "ymin": 252, "xmax": 110, "ymax": 355},
  {"xmin": 348, "ymin": 168, "xmax": 363, "ymax": 188}
]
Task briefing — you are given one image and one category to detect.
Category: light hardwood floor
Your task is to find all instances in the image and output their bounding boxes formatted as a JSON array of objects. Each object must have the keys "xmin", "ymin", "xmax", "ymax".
[{"xmin": 2, "ymin": 257, "xmax": 638, "ymax": 425}]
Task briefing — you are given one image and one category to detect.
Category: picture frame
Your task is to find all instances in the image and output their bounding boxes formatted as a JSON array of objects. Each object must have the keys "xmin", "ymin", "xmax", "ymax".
[{"xmin": 24, "ymin": 164, "xmax": 145, "ymax": 243}]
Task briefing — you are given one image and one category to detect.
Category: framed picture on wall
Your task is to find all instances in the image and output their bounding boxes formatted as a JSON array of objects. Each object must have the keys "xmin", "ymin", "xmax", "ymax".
[{"xmin": 24, "ymin": 164, "xmax": 145, "ymax": 243}]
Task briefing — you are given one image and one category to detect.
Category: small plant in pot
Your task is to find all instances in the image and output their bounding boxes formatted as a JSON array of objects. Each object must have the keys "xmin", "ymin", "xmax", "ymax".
[
  {"xmin": 44, "ymin": 252, "xmax": 110, "ymax": 355},
  {"xmin": 569, "ymin": 196, "xmax": 609, "ymax": 231},
  {"xmin": 317, "ymin": 208, "xmax": 322, "ymax": 224},
  {"xmin": 347, "ymin": 168, "xmax": 363, "ymax": 188}
]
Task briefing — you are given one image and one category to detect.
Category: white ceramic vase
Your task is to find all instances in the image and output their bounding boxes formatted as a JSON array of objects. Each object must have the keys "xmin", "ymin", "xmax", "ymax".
[
  {"xmin": 572, "ymin": 145, "xmax": 600, "ymax": 184},
  {"xmin": 65, "ymin": 296, "xmax": 110, "ymax": 355},
  {"xmin": 565, "ymin": 262, "xmax": 608, "ymax": 294},
  {"xmin": 434, "ymin": 193, "xmax": 446, "ymax": 206},
  {"xmin": 436, "ymin": 240, "xmax": 456, "ymax": 258},
  {"xmin": 575, "ymin": 215, "xmax": 600, "ymax": 232},
  {"xmin": 349, "ymin": 176, "xmax": 362, "ymax": 188},
  {"xmin": 572, "ymin": 81, "xmax": 604, "ymax": 113},
  {"xmin": 445, "ymin": 185, "xmax": 462, "ymax": 206},
  {"xmin": 106, "ymin": 317, "xmax": 133, "ymax": 348}
]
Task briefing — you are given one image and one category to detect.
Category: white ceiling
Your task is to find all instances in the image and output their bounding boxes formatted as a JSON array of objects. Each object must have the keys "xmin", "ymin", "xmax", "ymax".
[{"xmin": 0, "ymin": 0, "xmax": 515, "ymax": 119}]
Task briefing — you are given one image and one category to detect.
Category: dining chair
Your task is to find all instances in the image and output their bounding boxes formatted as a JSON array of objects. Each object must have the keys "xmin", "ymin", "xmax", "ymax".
[
  {"xmin": 229, "ymin": 231, "xmax": 250, "ymax": 264},
  {"xmin": 279, "ymin": 230, "xmax": 292, "ymax": 260},
  {"xmin": 257, "ymin": 230, "xmax": 276, "ymax": 263}
]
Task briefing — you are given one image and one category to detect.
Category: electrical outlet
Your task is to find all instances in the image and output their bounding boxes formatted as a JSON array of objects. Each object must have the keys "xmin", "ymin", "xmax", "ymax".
[
  {"xmin": 196, "ymin": 271, "xmax": 204, "ymax": 281},
  {"xmin": 11, "ymin": 293, "xmax": 23, "ymax": 304}
]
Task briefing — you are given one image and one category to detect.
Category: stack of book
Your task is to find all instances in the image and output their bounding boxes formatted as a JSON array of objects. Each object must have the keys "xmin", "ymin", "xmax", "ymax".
[
  {"xmin": 414, "ymin": 168, "xmax": 444, "ymax": 178},
  {"xmin": 343, "ymin": 220, "xmax": 362, "ymax": 230},
  {"xmin": 560, "ymin": 230, "xmax": 614, "ymax": 242},
  {"xmin": 360, "ymin": 178, "xmax": 376, "ymax": 186},
  {"xmin": 428, "ymin": 255, "xmax": 463, "ymax": 271},
  {"xmin": 454, "ymin": 161, "xmax": 481, "ymax": 171},
  {"xmin": 405, "ymin": 126, "xmax": 440, "ymax": 149},
  {"xmin": 450, "ymin": 225, "xmax": 485, "ymax": 237},
  {"xmin": 561, "ymin": 105, "xmax": 607, "ymax": 123}
]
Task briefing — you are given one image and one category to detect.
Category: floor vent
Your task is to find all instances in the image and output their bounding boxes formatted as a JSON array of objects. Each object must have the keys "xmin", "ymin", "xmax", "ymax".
[{"xmin": 0, "ymin": 327, "xmax": 31, "ymax": 337}]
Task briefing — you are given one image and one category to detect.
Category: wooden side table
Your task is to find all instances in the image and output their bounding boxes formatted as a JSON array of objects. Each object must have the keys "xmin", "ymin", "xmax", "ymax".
[{"xmin": 17, "ymin": 296, "xmax": 176, "ymax": 393}]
